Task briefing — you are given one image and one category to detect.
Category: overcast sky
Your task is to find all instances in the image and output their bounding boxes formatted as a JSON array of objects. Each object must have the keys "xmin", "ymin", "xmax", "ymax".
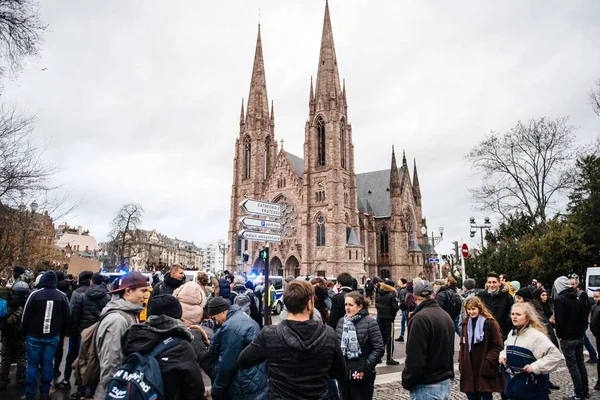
[{"xmin": 3, "ymin": 0, "xmax": 599, "ymax": 254}]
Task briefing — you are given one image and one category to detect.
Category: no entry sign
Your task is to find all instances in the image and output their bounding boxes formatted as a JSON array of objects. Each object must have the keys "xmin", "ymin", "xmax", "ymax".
[{"xmin": 461, "ymin": 243, "xmax": 469, "ymax": 258}]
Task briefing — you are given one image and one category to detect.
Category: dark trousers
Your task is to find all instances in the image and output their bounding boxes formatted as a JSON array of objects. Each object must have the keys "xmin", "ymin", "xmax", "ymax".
[
  {"xmin": 0, "ymin": 335, "xmax": 26, "ymax": 386},
  {"xmin": 378, "ymin": 319, "xmax": 394, "ymax": 360},
  {"xmin": 63, "ymin": 334, "xmax": 81, "ymax": 382},
  {"xmin": 339, "ymin": 375, "xmax": 375, "ymax": 400},
  {"xmin": 584, "ymin": 321, "xmax": 598, "ymax": 360},
  {"xmin": 53, "ymin": 333, "xmax": 65, "ymax": 374},
  {"xmin": 561, "ymin": 338, "xmax": 589, "ymax": 398},
  {"xmin": 466, "ymin": 393, "xmax": 493, "ymax": 400}
]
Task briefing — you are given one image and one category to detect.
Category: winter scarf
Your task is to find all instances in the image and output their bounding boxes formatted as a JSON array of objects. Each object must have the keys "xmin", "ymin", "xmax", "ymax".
[
  {"xmin": 468, "ymin": 315, "xmax": 486, "ymax": 352},
  {"xmin": 341, "ymin": 312, "xmax": 363, "ymax": 359}
]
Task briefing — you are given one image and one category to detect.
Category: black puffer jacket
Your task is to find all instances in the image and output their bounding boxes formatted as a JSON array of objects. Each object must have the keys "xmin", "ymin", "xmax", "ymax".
[
  {"xmin": 335, "ymin": 308, "xmax": 385, "ymax": 376},
  {"xmin": 79, "ymin": 284, "xmax": 110, "ymax": 331},
  {"xmin": 435, "ymin": 285, "xmax": 459, "ymax": 318},
  {"xmin": 218, "ymin": 278, "xmax": 231, "ymax": 300},
  {"xmin": 69, "ymin": 283, "xmax": 90, "ymax": 335},
  {"xmin": 239, "ymin": 319, "xmax": 346, "ymax": 400},
  {"xmin": 189, "ymin": 325, "xmax": 214, "ymax": 380},
  {"xmin": 555, "ymin": 287, "xmax": 587, "ymax": 340},
  {"xmin": 376, "ymin": 283, "xmax": 399, "ymax": 321},
  {"xmin": 477, "ymin": 285, "xmax": 514, "ymax": 337},
  {"xmin": 151, "ymin": 273, "xmax": 185, "ymax": 299},
  {"xmin": 122, "ymin": 315, "xmax": 207, "ymax": 400}
]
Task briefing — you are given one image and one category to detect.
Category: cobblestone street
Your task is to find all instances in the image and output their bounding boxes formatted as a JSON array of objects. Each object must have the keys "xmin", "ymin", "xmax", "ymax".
[{"xmin": 374, "ymin": 363, "xmax": 600, "ymax": 399}]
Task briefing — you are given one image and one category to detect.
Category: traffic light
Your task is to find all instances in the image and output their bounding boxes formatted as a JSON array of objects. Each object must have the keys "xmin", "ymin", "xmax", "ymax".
[{"xmin": 259, "ymin": 247, "xmax": 269, "ymax": 260}]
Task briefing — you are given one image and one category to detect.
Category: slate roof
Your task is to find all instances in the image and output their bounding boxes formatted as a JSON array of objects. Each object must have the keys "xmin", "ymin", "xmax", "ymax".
[
  {"xmin": 285, "ymin": 152, "xmax": 305, "ymax": 180},
  {"xmin": 356, "ymin": 167, "xmax": 406, "ymax": 218}
]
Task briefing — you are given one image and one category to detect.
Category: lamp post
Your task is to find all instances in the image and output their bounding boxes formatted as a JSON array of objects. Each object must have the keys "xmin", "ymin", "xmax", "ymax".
[
  {"xmin": 421, "ymin": 226, "xmax": 444, "ymax": 279},
  {"xmin": 469, "ymin": 217, "xmax": 492, "ymax": 249}
]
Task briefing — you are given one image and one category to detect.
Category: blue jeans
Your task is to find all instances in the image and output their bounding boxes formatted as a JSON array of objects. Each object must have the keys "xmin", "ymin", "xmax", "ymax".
[
  {"xmin": 400, "ymin": 310, "xmax": 407, "ymax": 337},
  {"xmin": 409, "ymin": 378, "xmax": 451, "ymax": 400},
  {"xmin": 454, "ymin": 316, "xmax": 461, "ymax": 337},
  {"xmin": 466, "ymin": 393, "xmax": 492, "ymax": 400},
  {"xmin": 584, "ymin": 321, "xmax": 597, "ymax": 360},
  {"xmin": 64, "ymin": 334, "xmax": 80, "ymax": 381},
  {"xmin": 25, "ymin": 335, "xmax": 60, "ymax": 399}
]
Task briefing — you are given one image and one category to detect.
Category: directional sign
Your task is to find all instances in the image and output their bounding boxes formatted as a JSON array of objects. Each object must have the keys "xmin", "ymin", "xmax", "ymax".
[
  {"xmin": 461, "ymin": 243, "xmax": 469, "ymax": 258},
  {"xmin": 429, "ymin": 258, "xmax": 440, "ymax": 263},
  {"xmin": 239, "ymin": 217, "xmax": 282, "ymax": 231},
  {"xmin": 240, "ymin": 199, "xmax": 282, "ymax": 218},
  {"xmin": 239, "ymin": 230, "xmax": 281, "ymax": 243}
]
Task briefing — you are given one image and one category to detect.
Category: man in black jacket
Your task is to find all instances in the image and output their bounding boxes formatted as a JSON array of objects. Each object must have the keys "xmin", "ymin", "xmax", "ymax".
[
  {"xmin": 554, "ymin": 275, "xmax": 589, "ymax": 400},
  {"xmin": 375, "ymin": 279, "xmax": 400, "ymax": 365},
  {"xmin": 21, "ymin": 271, "xmax": 71, "ymax": 400},
  {"xmin": 327, "ymin": 272, "xmax": 354, "ymax": 330},
  {"xmin": 121, "ymin": 294, "xmax": 207, "ymax": 400},
  {"xmin": 149, "ymin": 264, "xmax": 185, "ymax": 301},
  {"xmin": 55, "ymin": 270, "xmax": 94, "ymax": 390},
  {"xmin": 239, "ymin": 280, "xmax": 345, "ymax": 400},
  {"xmin": 402, "ymin": 279, "xmax": 454, "ymax": 398},
  {"xmin": 477, "ymin": 271, "xmax": 514, "ymax": 338}
]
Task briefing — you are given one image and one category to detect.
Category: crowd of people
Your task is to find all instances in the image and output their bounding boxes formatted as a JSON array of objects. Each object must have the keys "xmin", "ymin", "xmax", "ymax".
[{"xmin": 0, "ymin": 265, "xmax": 599, "ymax": 400}]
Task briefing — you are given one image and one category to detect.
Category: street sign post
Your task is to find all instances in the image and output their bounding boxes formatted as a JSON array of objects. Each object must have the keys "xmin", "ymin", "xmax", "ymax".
[
  {"xmin": 238, "ymin": 230, "xmax": 281, "ymax": 243},
  {"xmin": 461, "ymin": 243, "xmax": 469, "ymax": 258},
  {"xmin": 240, "ymin": 199, "xmax": 282, "ymax": 218},
  {"xmin": 239, "ymin": 217, "xmax": 282, "ymax": 231}
]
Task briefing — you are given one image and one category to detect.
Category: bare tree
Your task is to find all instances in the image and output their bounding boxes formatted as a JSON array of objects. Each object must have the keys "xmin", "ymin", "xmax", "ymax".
[
  {"xmin": 466, "ymin": 117, "xmax": 578, "ymax": 223},
  {"xmin": 0, "ymin": 0, "xmax": 47, "ymax": 79},
  {"xmin": 591, "ymin": 79, "xmax": 600, "ymax": 117},
  {"xmin": 108, "ymin": 203, "xmax": 144, "ymax": 268}
]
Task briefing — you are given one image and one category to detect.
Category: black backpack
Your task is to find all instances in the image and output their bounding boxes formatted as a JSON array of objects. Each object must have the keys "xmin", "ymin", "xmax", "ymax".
[
  {"xmin": 447, "ymin": 290, "xmax": 463, "ymax": 319},
  {"xmin": 398, "ymin": 288, "xmax": 408, "ymax": 311},
  {"xmin": 104, "ymin": 336, "xmax": 183, "ymax": 400}
]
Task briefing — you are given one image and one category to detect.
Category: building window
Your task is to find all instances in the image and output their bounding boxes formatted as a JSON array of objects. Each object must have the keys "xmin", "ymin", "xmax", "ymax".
[
  {"xmin": 244, "ymin": 135, "xmax": 251, "ymax": 179},
  {"xmin": 349, "ymin": 250, "xmax": 351, "ymax": 259},
  {"xmin": 380, "ymin": 225, "xmax": 389, "ymax": 256},
  {"xmin": 340, "ymin": 118, "xmax": 346, "ymax": 169},
  {"xmin": 316, "ymin": 215, "xmax": 326, "ymax": 246},
  {"xmin": 356, "ymin": 250, "xmax": 358, "ymax": 259},
  {"xmin": 317, "ymin": 116, "xmax": 326, "ymax": 166},
  {"xmin": 264, "ymin": 136, "xmax": 271, "ymax": 179}
]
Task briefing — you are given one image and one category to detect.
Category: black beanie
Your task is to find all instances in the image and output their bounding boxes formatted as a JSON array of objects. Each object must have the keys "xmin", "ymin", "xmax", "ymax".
[
  {"xmin": 463, "ymin": 279, "xmax": 476, "ymax": 291},
  {"xmin": 148, "ymin": 294, "xmax": 183, "ymax": 320},
  {"xmin": 208, "ymin": 297, "xmax": 230, "ymax": 316},
  {"xmin": 516, "ymin": 287, "xmax": 534, "ymax": 301},
  {"xmin": 13, "ymin": 266, "xmax": 26, "ymax": 277},
  {"xmin": 78, "ymin": 270, "xmax": 93, "ymax": 285}
]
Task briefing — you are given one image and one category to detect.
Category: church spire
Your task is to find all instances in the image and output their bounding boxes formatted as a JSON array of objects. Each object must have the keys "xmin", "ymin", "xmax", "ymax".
[
  {"xmin": 309, "ymin": 76, "xmax": 315, "ymax": 115},
  {"xmin": 413, "ymin": 158, "xmax": 422, "ymax": 205},
  {"xmin": 402, "ymin": 149, "xmax": 408, "ymax": 167},
  {"xmin": 390, "ymin": 146, "xmax": 401, "ymax": 197},
  {"xmin": 315, "ymin": 0, "xmax": 342, "ymax": 111},
  {"xmin": 239, "ymin": 98, "xmax": 245, "ymax": 131},
  {"xmin": 270, "ymin": 100, "xmax": 275, "ymax": 128},
  {"xmin": 246, "ymin": 25, "xmax": 269, "ymax": 127}
]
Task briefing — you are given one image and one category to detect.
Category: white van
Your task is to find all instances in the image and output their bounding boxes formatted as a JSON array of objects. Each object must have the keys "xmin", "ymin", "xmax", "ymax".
[{"xmin": 586, "ymin": 267, "xmax": 600, "ymax": 296}]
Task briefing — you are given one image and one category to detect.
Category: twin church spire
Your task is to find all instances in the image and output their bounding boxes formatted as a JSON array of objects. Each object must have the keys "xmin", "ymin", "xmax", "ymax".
[{"xmin": 242, "ymin": 25, "xmax": 272, "ymax": 132}]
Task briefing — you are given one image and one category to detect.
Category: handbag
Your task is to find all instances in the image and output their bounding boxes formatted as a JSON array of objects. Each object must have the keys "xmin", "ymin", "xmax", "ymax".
[{"xmin": 345, "ymin": 357, "xmax": 371, "ymax": 381}]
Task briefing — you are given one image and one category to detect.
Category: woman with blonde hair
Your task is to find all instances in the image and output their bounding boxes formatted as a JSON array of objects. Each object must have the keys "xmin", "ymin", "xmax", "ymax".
[
  {"xmin": 459, "ymin": 297, "xmax": 505, "ymax": 400},
  {"xmin": 499, "ymin": 302, "xmax": 564, "ymax": 400}
]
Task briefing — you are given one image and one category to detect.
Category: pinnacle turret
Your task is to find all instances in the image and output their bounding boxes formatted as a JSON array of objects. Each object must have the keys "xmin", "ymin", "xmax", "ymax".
[
  {"xmin": 239, "ymin": 98, "xmax": 245, "ymax": 129},
  {"xmin": 413, "ymin": 158, "xmax": 422, "ymax": 205},
  {"xmin": 390, "ymin": 146, "xmax": 401, "ymax": 197}
]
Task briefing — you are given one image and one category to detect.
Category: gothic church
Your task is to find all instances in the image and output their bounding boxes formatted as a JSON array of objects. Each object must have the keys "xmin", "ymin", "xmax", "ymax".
[{"xmin": 227, "ymin": 1, "xmax": 430, "ymax": 283}]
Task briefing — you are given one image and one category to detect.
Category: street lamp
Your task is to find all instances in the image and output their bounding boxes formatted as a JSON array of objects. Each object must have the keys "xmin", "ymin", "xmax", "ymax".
[
  {"xmin": 470, "ymin": 216, "xmax": 492, "ymax": 249},
  {"xmin": 421, "ymin": 226, "xmax": 444, "ymax": 279}
]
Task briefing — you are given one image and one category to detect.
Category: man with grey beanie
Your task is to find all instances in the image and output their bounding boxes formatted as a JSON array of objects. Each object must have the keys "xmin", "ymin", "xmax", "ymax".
[{"xmin": 402, "ymin": 279, "xmax": 454, "ymax": 399}]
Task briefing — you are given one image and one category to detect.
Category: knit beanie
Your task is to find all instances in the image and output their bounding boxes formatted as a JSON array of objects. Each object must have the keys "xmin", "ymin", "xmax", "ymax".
[
  {"xmin": 510, "ymin": 281, "xmax": 521, "ymax": 292},
  {"xmin": 78, "ymin": 270, "xmax": 93, "ymax": 285},
  {"xmin": 208, "ymin": 297, "xmax": 230, "ymax": 316},
  {"xmin": 516, "ymin": 286, "xmax": 534, "ymax": 301},
  {"xmin": 463, "ymin": 278, "xmax": 476, "ymax": 291},
  {"xmin": 148, "ymin": 294, "xmax": 183, "ymax": 320}
]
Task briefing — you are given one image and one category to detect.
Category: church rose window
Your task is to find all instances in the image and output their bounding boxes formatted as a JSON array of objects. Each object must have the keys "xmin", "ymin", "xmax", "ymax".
[
  {"xmin": 244, "ymin": 135, "xmax": 251, "ymax": 179},
  {"xmin": 316, "ymin": 215, "xmax": 326, "ymax": 246},
  {"xmin": 317, "ymin": 116, "xmax": 326, "ymax": 166}
]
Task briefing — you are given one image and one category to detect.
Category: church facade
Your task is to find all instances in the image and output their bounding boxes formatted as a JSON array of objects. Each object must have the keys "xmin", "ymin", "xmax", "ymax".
[{"xmin": 227, "ymin": 1, "xmax": 431, "ymax": 283}]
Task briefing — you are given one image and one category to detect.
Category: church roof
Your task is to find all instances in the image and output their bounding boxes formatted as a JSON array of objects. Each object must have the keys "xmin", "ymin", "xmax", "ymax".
[
  {"xmin": 285, "ymin": 151, "xmax": 304, "ymax": 180},
  {"xmin": 356, "ymin": 167, "xmax": 406, "ymax": 218}
]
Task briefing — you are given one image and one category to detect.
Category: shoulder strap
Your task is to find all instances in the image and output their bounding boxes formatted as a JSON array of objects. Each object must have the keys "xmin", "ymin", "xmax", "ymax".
[{"xmin": 149, "ymin": 337, "xmax": 184, "ymax": 358}]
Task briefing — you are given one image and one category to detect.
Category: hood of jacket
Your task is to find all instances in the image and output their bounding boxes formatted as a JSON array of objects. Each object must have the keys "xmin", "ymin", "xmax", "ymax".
[
  {"xmin": 174, "ymin": 281, "xmax": 204, "ymax": 306},
  {"xmin": 8, "ymin": 293, "xmax": 27, "ymax": 308},
  {"xmin": 38, "ymin": 271, "xmax": 57, "ymax": 289},
  {"xmin": 232, "ymin": 284, "xmax": 248, "ymax": 294},
  {"xmin": 553, "ymin": 276, "xmax": 571, "ymax": 299},
  {"xmin": 378, "ymin": 283, "xmax": 397, "ymax": 294},
  {"xmin": 122, "ymin": 315, "xmax": 192, "ymax": 355},
  {"xmin": 86, "ymin": 283, "xmax": 109, "ymax": 300},
  {"xmin": 278, "ymin": 319, "xmax": 329, "ymax": 354},
  {"xmin": 483, "ymin": 283, "xmax": 510, "ymax": 297},
  {"xmin": 100, "ymin": 296, "xmax": 144, "ymax": 316},
  {"xmin": 164, "ymin": 272, "xmax": 185, "ymax": 290}
]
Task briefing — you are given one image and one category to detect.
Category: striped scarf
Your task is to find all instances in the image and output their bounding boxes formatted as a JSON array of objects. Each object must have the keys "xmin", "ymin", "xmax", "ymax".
[{"xmin": 341, "ymin": 313, "xmax": 363, "ymax": 359}]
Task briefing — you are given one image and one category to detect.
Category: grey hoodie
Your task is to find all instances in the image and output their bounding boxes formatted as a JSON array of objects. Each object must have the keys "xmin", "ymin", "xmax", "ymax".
[
  {"xmin": 94, "ymin": 297, "xmax": 144, "ymax": 400},
  {"xmin": 553, "ymin": 276, "xmax": 571, "ymax": 300}
]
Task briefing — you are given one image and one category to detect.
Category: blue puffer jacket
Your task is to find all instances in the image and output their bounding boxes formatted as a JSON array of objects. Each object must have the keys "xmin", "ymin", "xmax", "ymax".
[
  {"xmin": 209, "ymin": 306, "xmax": 267, "ymax": 400},
  {"xmin": 218, "ymin": 278, "xmax": 231, "ymax": 301}
]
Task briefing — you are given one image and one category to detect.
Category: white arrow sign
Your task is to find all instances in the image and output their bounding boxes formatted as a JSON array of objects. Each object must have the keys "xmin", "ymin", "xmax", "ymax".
[
  {"xmin": 239, "ymin": 230, "xmax": 281, "ymax": 243},
  {"xmin": 239, "ymin": 217, "xmax": 282, "ymax": 231},
  {"xmin": 240, "ymin": 199, "xmax": 282, "ymax": 218}
]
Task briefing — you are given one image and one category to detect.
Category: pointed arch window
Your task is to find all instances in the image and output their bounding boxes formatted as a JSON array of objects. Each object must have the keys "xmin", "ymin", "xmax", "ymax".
[
  {"xmin": 317, "ymin": 116, "xmax": 326, "ymax": 166},
  {"xmin": 264, "ymin": 136, "xmax": 271, "ymax": 179},
  {"xmin": 340, "ymin": 118, "xmax": 346, "ymax": 169},
  {"xmin": 244, "ymin": 136, "xmax": 251, "ymax": 180},
  {"xmin": 380, "ymin": 225, "xmax": 389, "ymax": 256},
  {"xmin": 316, "ymin": 215, "xmax": 326, "ymax": 246}
]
